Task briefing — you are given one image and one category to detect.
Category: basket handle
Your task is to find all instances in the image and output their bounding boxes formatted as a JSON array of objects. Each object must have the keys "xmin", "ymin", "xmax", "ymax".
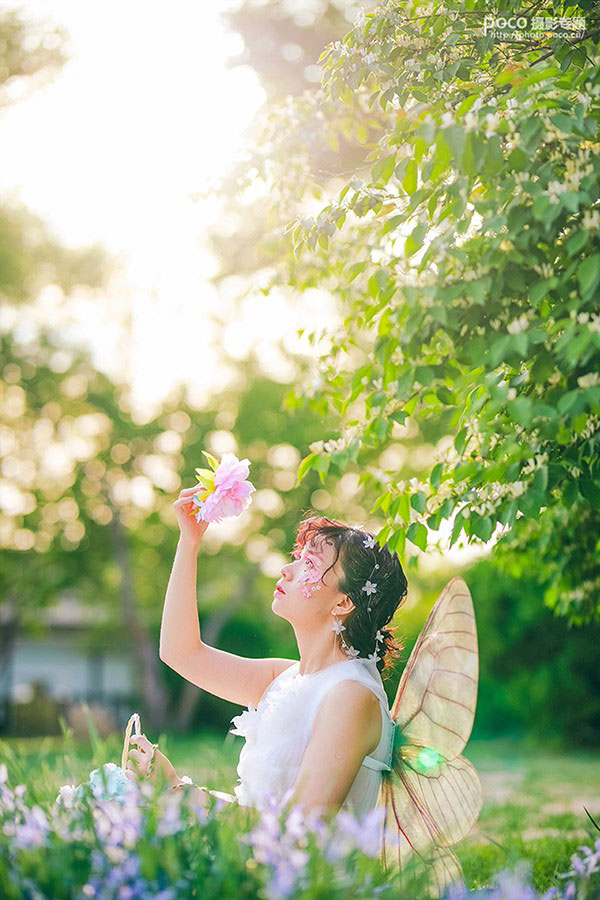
[{"xmin": 121, "ymin": 712, "xmax": 141, "ymax": 770}]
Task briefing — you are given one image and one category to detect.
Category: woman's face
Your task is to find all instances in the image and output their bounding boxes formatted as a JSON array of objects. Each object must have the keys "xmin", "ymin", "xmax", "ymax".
[{"xmin": 272, "ymin": 535, "xmax": 347, "ymax": 625}]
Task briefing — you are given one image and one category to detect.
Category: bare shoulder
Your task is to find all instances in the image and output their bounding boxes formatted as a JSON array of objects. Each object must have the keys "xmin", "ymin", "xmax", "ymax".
[{"xmin": 315, "ymin": 679, "xmax": 382, "ymax": 755}]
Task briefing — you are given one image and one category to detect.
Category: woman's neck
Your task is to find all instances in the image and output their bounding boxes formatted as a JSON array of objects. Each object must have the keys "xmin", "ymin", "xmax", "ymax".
[{"xmin": 294, "ymin": 625, "xmax": 349, "ymax": 676}]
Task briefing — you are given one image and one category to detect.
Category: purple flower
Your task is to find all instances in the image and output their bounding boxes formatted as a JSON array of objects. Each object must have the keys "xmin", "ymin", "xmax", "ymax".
[
  {"xmin": 156, "ymin": 793, "xmax": 184, "ymax": 837},
  {"xmin": 323, "ymin": 805, "xmax": 384, "ymax": 861},
  {"xmin": 3, "ymin": 804, "xmax": 49, "ymax": 848}
]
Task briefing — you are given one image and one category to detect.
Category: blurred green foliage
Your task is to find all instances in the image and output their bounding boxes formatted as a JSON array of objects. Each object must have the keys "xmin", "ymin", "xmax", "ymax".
[{"xmin": 214, "ymin": 0, "xmax": 600, "ymax": 623}]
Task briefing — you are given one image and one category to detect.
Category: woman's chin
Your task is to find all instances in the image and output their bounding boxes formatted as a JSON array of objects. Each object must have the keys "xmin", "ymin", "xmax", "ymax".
[{"xmin": 271, "ymin": 593, "xmax": 289, "ymax": 615}]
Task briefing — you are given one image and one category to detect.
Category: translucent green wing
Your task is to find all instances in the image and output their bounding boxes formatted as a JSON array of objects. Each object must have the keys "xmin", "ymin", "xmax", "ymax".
[{"xmin": 380, "ymin": 576, "xmax": 483, "ymax": 898}]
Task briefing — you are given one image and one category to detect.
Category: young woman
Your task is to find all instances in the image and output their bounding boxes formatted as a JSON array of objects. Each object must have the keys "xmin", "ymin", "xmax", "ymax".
[{"xmin": 126, "ymin": 484, "xmax": 409, "ymax": 821}]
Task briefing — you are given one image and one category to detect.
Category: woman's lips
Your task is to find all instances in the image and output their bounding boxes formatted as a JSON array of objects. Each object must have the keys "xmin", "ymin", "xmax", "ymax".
[{"xmin": 274, "ymin": 584, "xmax": 285, "ymax": 594}]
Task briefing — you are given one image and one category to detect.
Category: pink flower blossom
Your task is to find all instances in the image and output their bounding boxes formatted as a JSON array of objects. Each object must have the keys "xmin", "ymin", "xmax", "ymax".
[{"xmin": 192, "ymin": 452, "xmax": 255, "ymax": 524}]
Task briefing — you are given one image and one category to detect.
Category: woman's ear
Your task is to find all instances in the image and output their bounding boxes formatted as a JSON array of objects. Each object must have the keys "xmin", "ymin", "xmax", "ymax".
[{"xmin": 335, "ymin": 594, "xmax": 355, "ymax": 616}]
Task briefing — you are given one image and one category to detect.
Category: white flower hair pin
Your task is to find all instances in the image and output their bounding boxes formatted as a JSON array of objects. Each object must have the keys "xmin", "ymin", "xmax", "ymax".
[{"xmin": 331, "ymin": 531, "xmax": 388, "ymax": 661}]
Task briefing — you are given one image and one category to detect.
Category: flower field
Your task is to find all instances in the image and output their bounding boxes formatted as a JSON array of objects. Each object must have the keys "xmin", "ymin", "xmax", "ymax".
[{"xmin": 1, "ymin": 727, "xmax": 598, "ymax": 899}]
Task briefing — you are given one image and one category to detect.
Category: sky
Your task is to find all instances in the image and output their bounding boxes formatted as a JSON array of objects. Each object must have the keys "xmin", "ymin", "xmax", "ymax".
[
  {"xmin": 1, "ymin": 0, "xmax": 338, "ymax": 419},
  {"xmin": 1, "ymin": 0, "xmax": 491, "ymax": 568}
]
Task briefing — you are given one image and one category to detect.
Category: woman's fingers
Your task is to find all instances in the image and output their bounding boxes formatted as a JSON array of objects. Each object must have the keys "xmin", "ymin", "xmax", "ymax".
[
  {"xmin": 178, "ymin": 485, "xmax": 202, "ymax": 497},
  {"xmin": 172, "ymin": 497, "xmax": 195, "ymax": 508},
  {"xmin": 129, "ymin": 733, "xmax": 152, "ymax": 751},
  {"xmin": 126, "ymin": 733, "xmax": 156, "ymax": 778}
]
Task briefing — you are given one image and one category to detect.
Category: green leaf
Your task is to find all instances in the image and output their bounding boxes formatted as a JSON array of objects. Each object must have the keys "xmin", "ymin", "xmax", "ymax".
[
  {"xmin": 402, "ymin": 159, "xmax": 417, "ymax": 195},
  {"xmin": 383, "ymin": 214, "xmax": 404, "ymax": 235},
  {"xmin": 450, "ymin": 511, "xmax": 465, "ymax": 547},
  {"xmin": 498, "ymin": 498, "xmax": 518, "ymax": 527},
  {"xmin": 388, "ymin": 527, "xmax": 406, "ymax": 557},
  {"xmin": 470, "ymin": 514, "xmax": 493, "ymax": 542},
  {"xmin": 566, "ymin": 231, "xmax": 588, "ymax": 257},
  {"xmin": 483, "ymin": 135, "xmax": 503, "ymax": 176},
  {"xmin": 396, "ymin": 370, "xmax": 413, "ymax": 399},
  {"xmin": 375, "ymin": 524, "xmax": 391, "ymax": 545},
  {"xmin": 559, "ymin": 191, "xmax": 580, "ymax": 214},
  {"xmin": 347, "ymin": 260, "xmax": 367, "ymax": 282},
  {"xmin": 549, "ymin": 112, "xmax": 573, "ymax": 133},
  {"xmin": 390, "ymin": 409, "xmax": 408, "ymax": 426},
  {"xmin": 404, "ymin": 221, "xmax": 427, "ymax": 257},
  {"xmin": 371, "ymin": 154, "xmax": 396, "ymax": 184},
  {"xmin": 454, "ymin": 427, "xmax": 468, "ymax": 454},
  {"xmin": 509, "ymin": 396, "xmax": 533, "ymax": 426},
  {"xmin": 295, "ymin": 452, "xmax": 317, "ymax": 485},
  {"xmin": 519, "ymin": 490, "xmax": 544, "ymax": 518},
  {"xmin": 533, "ymin": 465, "xmax": 549, "ymax": 495},
  {"xmin": 563, "ymin": 478, "xmax": 580, "ymax": 508},
  {"xmin": 430, "ymin": 463, "xmax": 444, "ymax": 490},
  {"xmin": 398, "ymin": 492, "xmax": 410, "ymax": 523},
  {"xmin": 579, "ymin": 476, "xmax": 600, "ymax": 510},
  {"xmin": 202, "ymin": 450, "xmax": 219, "ymax": 471},
  {"xmin": 577, "ymin": 255, "xmax": 600, "ymax": 300},
  {"xmin": 374, "ymin": 416, "xmax": 390, "ymax": 442},
  {"xmin": 410, "ymin": 491, "xmax": 426, "ymax": 514},
  {"xmin": 442, "ymin": 124, "xmax": 465, "ymax": 159},
  {"xmin": 406, "ymin": 522, "xmax": 427, "ymax": 551}
]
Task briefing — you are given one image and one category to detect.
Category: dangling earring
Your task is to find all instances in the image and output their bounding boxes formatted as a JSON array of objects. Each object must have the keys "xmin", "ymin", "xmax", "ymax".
[{"xmin": 331, "ymin": 611, "xmax": 360, "ymax": 658}]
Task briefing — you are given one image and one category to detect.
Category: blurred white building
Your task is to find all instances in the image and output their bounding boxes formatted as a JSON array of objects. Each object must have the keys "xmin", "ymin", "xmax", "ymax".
[{"xmin": 0, "ymin": 593, "xmax": 137, "ymax": 734}]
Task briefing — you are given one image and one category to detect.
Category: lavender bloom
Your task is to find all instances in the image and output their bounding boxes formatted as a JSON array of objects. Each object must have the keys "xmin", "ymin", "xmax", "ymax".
[
  {"xmin": 3, "ymin": 803, "xmax": 49, "ymax": 849},
  {"xmin": 490, "ymin": 861, "xmax": 538, "ymax": 899},
  {"xmin": 156, "ymin": 792, "xmax": 184, "ymax": 837},
  {"xmin": 242, "ymin": 791, "xmax": 312, "ymax": 899},
  {"xmin": 443, "ymin": 880, "xmax": 469, "ymax": 900},
  {"xmin": 325, "ymin": 805, "xmax": 385, "ymax": 860}
]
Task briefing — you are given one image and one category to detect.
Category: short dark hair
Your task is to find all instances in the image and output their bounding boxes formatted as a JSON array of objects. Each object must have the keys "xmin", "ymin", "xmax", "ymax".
[{"xmin": 292, "ymin": 510, "xmax": 408, "ymax": 678}]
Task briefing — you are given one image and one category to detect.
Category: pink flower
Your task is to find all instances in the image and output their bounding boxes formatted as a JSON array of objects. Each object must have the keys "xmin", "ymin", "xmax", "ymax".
[{"xmin": 192, "ymin": 452, "xmax": 255, "ymax": 524}]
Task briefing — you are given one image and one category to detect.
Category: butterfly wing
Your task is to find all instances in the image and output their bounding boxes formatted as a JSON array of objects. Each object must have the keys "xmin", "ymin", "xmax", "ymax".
[{"xmin": 380, "ymin": 576, "xmax": 483, "ymax": 898}]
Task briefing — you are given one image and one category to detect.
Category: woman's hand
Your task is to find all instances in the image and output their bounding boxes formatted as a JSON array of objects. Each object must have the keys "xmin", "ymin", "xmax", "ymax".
[
  {"xmin": 125, "ymin": 733, "xmax": 181, "ymax": 789},
  {"xmin": 172, "ymin": 486, "xmax": 210, "ymax": 548}
]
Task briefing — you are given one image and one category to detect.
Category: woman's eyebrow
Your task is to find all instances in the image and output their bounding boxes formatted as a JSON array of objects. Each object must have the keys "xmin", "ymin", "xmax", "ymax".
[{"xmin": 306, "ymin": 541, "xmax": 325, "ymax": 558}]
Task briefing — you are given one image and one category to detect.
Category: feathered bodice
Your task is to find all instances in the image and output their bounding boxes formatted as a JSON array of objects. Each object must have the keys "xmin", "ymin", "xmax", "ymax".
[{"xmin": 228, "ymin": 657, "xmax": 395, "ymax": 816}]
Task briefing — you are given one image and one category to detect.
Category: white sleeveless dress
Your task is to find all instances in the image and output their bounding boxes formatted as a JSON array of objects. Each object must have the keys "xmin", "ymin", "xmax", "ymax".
[{"xmin": 227, "ymin": 657, "xmax": 396, "ymax": 817}]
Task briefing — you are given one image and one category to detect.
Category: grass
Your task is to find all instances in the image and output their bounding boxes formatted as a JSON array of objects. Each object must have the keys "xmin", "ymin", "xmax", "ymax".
[
  {"xmin": 1, "ymin": 729, "xmax": 599, "ymax": 895},
  {"xmin": 456, "ymin": 737, "xmax": 600, "ymax": 892}
]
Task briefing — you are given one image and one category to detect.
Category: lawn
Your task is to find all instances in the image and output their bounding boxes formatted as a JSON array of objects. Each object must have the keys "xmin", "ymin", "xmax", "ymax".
[{"xmin": 1, "ymin": 728, "xmax": 599, "ymax": 895}]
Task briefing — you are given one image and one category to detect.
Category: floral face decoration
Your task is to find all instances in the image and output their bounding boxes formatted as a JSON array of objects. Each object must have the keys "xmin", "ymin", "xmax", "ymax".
[{"xmin": 294, "ymin": 548, "xmax": 323, "ymax": 598}]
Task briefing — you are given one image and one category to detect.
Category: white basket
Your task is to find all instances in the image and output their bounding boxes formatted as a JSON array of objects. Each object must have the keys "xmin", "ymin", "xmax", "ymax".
[{"xmin": 120, "ymin": 712, "xmax": 141, "ymax": 771}]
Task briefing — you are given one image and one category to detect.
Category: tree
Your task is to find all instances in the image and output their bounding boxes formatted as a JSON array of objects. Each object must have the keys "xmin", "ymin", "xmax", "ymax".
[
  {"xmin": 222, "ymin": 0, "xmax": 372, "ymax": 99},
  {"xmin": 217, "ymin": 0, "xmax": 600, "ymax": 624},
  {"xmin": 0, "ymin": 5, "xmax": 67, "ymax": 109}
]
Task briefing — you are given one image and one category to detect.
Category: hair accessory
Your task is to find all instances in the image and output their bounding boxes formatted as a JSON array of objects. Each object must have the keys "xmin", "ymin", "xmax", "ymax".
[
  {"xmin": 332, "ymin": 613, "xmax": 386, "ymax": 662},
  {"xmin": 332, "ymin": 612, "xmax": 361, "ymax": 658},
  {"xmin": 332, "ymin": 529, "xmax": 387, "ymax": 660}
]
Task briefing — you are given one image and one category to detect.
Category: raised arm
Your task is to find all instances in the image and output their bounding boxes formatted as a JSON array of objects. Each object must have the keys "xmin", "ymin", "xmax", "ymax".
[{"xmin": 159, "ymin": 486, "xmax": 295, "ymax": 709}]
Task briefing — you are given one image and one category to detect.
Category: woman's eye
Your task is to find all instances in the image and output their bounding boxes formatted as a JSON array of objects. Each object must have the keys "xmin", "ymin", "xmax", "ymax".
[{"xmin": 304, "ymin": 558, "xmax": 314, "ymax": 567}]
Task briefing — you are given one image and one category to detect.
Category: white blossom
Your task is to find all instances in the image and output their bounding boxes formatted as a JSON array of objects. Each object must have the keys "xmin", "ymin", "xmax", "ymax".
[
  {"xmin": 507, "ymin": 314, "xmax": 529, "ymax": 334},
  {"xmin": 577, "ymin": 372, "xmax": 600, "ymax": 388}
]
